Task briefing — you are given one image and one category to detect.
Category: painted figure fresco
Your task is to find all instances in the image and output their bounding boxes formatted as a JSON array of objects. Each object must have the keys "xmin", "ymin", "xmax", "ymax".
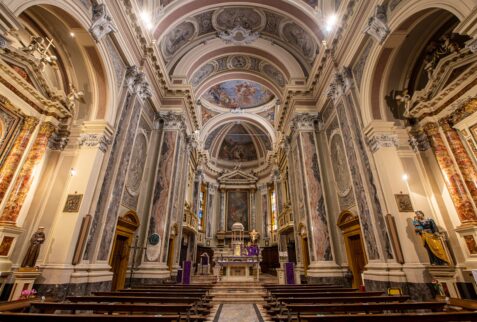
[
  {"xmin": 218, "ymin": 124, "xmax": 258, "ymax": 161},
  {"xmin": 203, "ymin": 80, "xmax": 274, "ymax": 109},
  {"xmin": 227, "ymin": 191, "xmax": 249, "ymax": 231}
]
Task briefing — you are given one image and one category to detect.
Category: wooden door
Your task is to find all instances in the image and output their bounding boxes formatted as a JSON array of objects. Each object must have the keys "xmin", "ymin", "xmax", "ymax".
[
  {"xmin": 348, "ymin": 234, "xmax": 366, "ymax": 288},
  {"xmin": 167, "ymin": 237, "xmax": 175, "ymax": 271},
  {"xmin": 301, "ymin": 237, "xmax": 310, "ymax": 276},
  {"xmin": 287, "ymin": 240, "xmax": 297, "ymax": 264},
  {"xmin": 111, "ymin": 234, "xmax": 130, "ymax": 290}
]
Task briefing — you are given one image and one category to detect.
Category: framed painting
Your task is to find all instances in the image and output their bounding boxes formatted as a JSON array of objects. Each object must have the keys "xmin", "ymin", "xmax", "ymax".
[
  {"xmin": 394, "ymin": 193, "xmax": 413, "ymax": 212},
  {"xmin": 226, "ymin": 190, "xmax": 249, "ymax": 231}
]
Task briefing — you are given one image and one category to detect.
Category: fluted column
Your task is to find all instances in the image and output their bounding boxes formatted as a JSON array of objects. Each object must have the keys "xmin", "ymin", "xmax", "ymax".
[
  {"xmin": 0, "ymin": 122, "xmax": 55, "ymax": 224},
  {"xmin": 219, "ymin": 188, "xmax": 225, "ymax": 231},
  {"xmin": 0, "ymin": 116, "xmax": 38, "ymax": 204},
  {"xmin": 441, "ymin": 120, "xmax": 477, "ymax": 210},
  {"xmin": 424, "ymin": 122, "xmax": 477, "ymax": 223}
]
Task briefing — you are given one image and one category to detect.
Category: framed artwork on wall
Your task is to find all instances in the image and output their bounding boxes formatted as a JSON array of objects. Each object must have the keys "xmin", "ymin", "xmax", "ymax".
[
  {"xmin": 226, "ymin": 190, "xmax": 249, "ymax": 231},
  {"xmin": 394, "ymin": 193, "xmax": 413, "ymax": 212}
]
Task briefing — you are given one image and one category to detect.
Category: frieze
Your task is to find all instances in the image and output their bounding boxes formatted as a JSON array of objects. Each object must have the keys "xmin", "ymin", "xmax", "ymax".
[
  {"xmin": 364, "ymin": 5, "xmax": 389, "ymax": 44},
  {"xmin": 367, "ymin": 133, "xmax": 399, "ymax": 153},
  {"xmin": 218, "ymin": 26, "xmax": 260, "ymax": 45},
  {"xmin": 89, "ymin": 3, "xmax": 117, "ymax": 42}
]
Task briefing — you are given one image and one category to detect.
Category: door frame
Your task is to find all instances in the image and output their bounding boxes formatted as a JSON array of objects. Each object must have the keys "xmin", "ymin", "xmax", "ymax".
[
  {"xmin": 337, "ymin": 210, "xmax": 367, "ymax": 288},
  {"xmin": 109, "ymin": 211, "xmax": 140, "ymax": 290}
]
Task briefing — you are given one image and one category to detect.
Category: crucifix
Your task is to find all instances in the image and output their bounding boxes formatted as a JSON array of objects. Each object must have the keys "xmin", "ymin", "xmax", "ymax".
[{"xmin": 127, "ymin": 235, "xmax": 146, "ymax": 288}]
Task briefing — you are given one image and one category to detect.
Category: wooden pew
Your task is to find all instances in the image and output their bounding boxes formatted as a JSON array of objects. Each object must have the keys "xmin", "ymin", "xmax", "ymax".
[
  {"xmin": 271, "ymin": 311, "xmax": 477, "ymax": 322},
  {"xmin": 66, "ymin": 295, "xmax": 206, "ymax": 304},
  {"xmin": 275, "ymin": 301, "xmax": 447, "ymax": 317},
  {"xmin": 0, "ymin": 312, "xmax": 207, "ymax": 321},
  {"xmin": 266, "ymin": 295, "xmax": 410, "ymax": 306},
  {"xmin": 94, "ymin": 291, "xmax": 209, "ymax": 297},
  {"xmin": 268, "ymin": 291, "xmax": 383, "ymax": 298},
  {"xmin": 30, "ymin": 302, "xmax": 194, "ymax": 314},
  {"xmin": 267, "ymin": 288, "xmax": 357, "ymax": 293}
]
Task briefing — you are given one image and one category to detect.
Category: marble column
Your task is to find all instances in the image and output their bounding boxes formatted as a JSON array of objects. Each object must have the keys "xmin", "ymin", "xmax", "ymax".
[
  {"xmin": 206, "ymin": 183, "xmax": 217, "ymax": 239},
  {"xmin": 192, "ymin": 169, "xmax": 203, "ymax": 217},
  {"xmin": 0, "ymin": 116, "xmax": 38, "ymax": 204},
  {"xmin": 0, "ymin": 122, "xmax": 55, "ymax": 224},
  {"xmin": 290, "ymin": 114, "xmax": 333, "ymax": 262},
  {"xmin": 219, "ymin": 188, "xmax": 225, "ymax": 231},
  {"xmin": 258, "ymin": 184, "xmax": 269, "ymax": 239},
  {"xmin": 424, "ymin": 122, "xmax": 477, "ymax": 223},
  {"xmin": 250, "ymin": 188, "xmax": 256, "ymax": 230},
  {"xmin": 441, "ymin": 120, "xmax": 477, "ymax": 212}
]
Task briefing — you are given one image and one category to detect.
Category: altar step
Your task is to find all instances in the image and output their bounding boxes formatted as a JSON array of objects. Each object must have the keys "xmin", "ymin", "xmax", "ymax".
[
  {"xmin": 209, "ymin": 281, "xmax": 267, "ymax": 304},
  {"xmin": 191, "ymin": 274, "xmax": 217, "ymax": 284}
]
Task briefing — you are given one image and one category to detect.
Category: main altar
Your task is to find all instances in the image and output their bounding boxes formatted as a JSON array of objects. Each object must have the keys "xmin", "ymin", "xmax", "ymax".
[{"xmin": 213, "ymin": 223, "xmax": 262, "ymax": 282}]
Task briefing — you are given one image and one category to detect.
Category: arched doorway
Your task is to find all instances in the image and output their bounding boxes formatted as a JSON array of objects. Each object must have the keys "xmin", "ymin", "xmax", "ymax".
[
  {"xmin": 337, "ymin": 211, "xmax": 367, "ymax": 288},
  {"xmin": 110, "ymin": 211, "xmax": 139, "ymax": 290}
]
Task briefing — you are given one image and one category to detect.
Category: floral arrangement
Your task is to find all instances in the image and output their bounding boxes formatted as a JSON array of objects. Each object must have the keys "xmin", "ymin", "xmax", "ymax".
[{"xmin": 20, "ymin": 288, "xmax": 37, "ymax": 299}]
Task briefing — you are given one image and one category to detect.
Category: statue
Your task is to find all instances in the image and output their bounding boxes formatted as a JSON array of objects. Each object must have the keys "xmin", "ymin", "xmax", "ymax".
[
  {"xmin": 249, "ymin": 229, "xmax": 260, "ymax": 244},
  {"xmin": 21, "ymin": 227, "xmax": 46, "ymax": 268},
  {"xmin": 412, "ymin": 211, "xmax": 450, "ymax": 265}
]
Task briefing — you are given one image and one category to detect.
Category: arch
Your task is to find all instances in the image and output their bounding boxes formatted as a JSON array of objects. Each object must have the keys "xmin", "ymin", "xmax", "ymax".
[
  {"xmin": 8, "ymin": 0, "xmax": 119, "ymax": 125},
  {"xmin": 359, "ymin": 1, "xmax": 469, "ymax": 126},
  {"xmin": 200, "ymin": 112, "xmax": 277, "ymax": 146}
]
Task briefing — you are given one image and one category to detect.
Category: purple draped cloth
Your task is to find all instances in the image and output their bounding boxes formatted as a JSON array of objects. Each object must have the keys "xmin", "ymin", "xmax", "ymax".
[
  {"xmin": 183, "ymin": 261, "xmax": 191, "ymax": 285},
  {"xmin": 246, "ymin": 245, "xmax": 260, "ymax": 256},
  {"xmin": 285, "ymin": 262, "xmax": 295, "ymax": 285}
]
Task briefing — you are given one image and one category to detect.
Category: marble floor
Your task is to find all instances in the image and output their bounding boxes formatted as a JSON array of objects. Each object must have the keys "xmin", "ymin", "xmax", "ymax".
[{"xmin": 213, "ymin": 304, "xmax": 264, "ymax": 322}]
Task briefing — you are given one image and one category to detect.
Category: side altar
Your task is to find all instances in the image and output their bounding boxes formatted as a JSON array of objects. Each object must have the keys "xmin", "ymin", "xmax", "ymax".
[{"xmin": 213, "ymin": 223, "xmax": 261, "ymax": 282}]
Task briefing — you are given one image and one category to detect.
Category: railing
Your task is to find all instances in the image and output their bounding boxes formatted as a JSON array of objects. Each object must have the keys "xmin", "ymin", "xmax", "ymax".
[{"xmin": 278, "ymin": 202, "xmax": 293, "ymax": 232}]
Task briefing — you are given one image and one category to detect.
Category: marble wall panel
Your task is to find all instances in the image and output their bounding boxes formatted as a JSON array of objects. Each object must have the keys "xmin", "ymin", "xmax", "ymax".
[
  {"xmin": 98, "ymin": 100, "xmax": 142, "ymax": 260},
  {"xmin": 336, "ymin": 103, "xmax": 379, "ymax": 260},
  {"xmin": 261, "ymin": 193, "xmax": 268, "ymax": 237},
  {"xmin": 147, "ymin": 131, "xmax": 178, "ymax": 261},
  {"xmin": 299, "ymin": 131, "xmax": 332, "ymax": 261},
  {"xmin": 346, "ymin": 97, "xmax": 393, "ymax": 259},
  {"xmin": 84, "ymin": 93, "xmax": 132, "ymax": 260},
  {"xmin": 206, "ymin": 188, "xmax": 214, "ymax": 238}
]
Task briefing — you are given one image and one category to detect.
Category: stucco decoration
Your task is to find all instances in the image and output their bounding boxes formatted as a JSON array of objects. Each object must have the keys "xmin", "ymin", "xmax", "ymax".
[
  {"xmin": 202, "ymin": 80, "xmax": 274, "ymax": 109},
  {"xmin": 213, "ymin": 7, "xmax": 264, "ymax": 31},
  {"xmin": 281, "ymin": 22, "xmax": 316, "ymax": 62},
  {"xmin": 126, "ymin": 133, "xmax": 148, "ymax": 195},
  {"xmin": 330, "ymin": 133, "xmax": 352, "ymax": 197},
  {"xmin": 161, "ymin": 21, "xmax": 196, "ymax": 58},
  {"xmin": 190, "ymin": 55, "xmax": 287, "ymax": 89},
  {"xmin": 262, "ymin": 63, "xmax": 286, "ymax": 87},
  {"xmin": 302, "ymin": 0, "xmax": 319, "ymax": 7},
  {"xmin": 201, "ymin": 106, "xmax": 218, "ymax": 125},
  {"xmin": 191, "ymin": 63, "xmax": 215, "ymax": 87}
]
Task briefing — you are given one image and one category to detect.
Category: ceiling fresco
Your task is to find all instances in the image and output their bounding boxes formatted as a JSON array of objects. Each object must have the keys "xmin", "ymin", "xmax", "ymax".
[
  {"xmin": 218, "ymin": 124, "xmax": 258, "ymax": 162},
  {"xmin": 190, "ymin": 54, "xmax": 287, "ymax": 89},
  {"xmin": 160, "ymin": 7, "xmax": 318, "ymax": 74},
  {"xmin": 202, "ymin": 80, "xmax": 274, "ymax": 109}
]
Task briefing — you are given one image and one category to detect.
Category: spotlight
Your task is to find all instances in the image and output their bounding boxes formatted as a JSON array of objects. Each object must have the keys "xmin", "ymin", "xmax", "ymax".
[
  {"xmin": 325, "ymin": 14, "xmax": 338, "ymax": 32},
  {"xmin": 70, "ymin": 32, "xmax": 75, "ymax": 37},
  {"xmin": 402, "ymin": 173, "xmax": 409, "ymax": 182},
  {"xmin": 70, "ymin": 168, "xmax": 78, "ymax": 177},
  {"xmin": 140, "ymin": 11, "xmax": 153, "ymax": 30}
]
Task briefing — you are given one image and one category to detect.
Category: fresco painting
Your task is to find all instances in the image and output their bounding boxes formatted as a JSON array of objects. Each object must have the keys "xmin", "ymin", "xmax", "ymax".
[
  {"xmin": 203, "ymin": 80, "xmax": 274, "ymax": 109},
  {"xmin": 218, "ymin": 124, "xmax": 258, "ymax": 161}
]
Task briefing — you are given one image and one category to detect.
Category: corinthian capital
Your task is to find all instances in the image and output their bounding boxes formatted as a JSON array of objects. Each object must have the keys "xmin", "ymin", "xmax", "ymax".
[
  {"xmin": 124, "ymin": 66, "xmax": 152, "ymax": 99},
  {"xmin": 89, "ymin": 3, "xmax": 117, "ymax": 42},
  {"xmin": 364, "ymin": 5, "xmax": 390, "ymax": 44}
]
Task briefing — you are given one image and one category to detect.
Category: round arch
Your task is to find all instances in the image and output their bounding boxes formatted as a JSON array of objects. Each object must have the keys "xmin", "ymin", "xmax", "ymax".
[
  {"xmin": 359, "ymin": 0, "xmax": 471, "ymax": 126},
  {"xmin": 200, "ymin": 112, "xmax": 277, "ymax": 147},
  {"xmin": 7, "ymin": 0, "xmax": 119, "ymax": 125}
]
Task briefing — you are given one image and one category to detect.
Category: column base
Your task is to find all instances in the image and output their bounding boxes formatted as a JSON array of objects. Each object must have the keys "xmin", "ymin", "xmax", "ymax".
[
  {"xmin": 305, "ymin": 261, "xmax": 350, "ymax": 286},
  {"xmin": 9, "ymin": 269, "xmax": 41, "ymax": 301},
  {"xmin": 0, "ymin": 225, "xmax": 24, "ymax": 272}
]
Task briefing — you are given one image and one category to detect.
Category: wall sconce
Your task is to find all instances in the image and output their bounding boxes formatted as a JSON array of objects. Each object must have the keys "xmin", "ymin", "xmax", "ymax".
[{"xmin": 70, "ymin": 168, "xmax": 78, "ymax": 177}]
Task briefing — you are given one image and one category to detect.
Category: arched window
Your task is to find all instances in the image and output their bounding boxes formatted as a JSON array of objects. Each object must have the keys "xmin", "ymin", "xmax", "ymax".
[{"xmin": 270, "ymin": 187, "xmax": 278, "ymax": 231}]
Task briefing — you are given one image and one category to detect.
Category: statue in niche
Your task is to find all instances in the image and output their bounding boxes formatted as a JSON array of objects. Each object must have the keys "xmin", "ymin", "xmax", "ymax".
[
  {"xmin": 21, "ymin": 227, "xmax": 46, "ymax": 268},
  {"xmin": 412, "ymin": 211, "xmax": 450, "ymax": 266}
]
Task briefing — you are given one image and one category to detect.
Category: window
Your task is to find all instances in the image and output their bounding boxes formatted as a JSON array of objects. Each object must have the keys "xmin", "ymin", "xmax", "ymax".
[
  {"xmin": 270, "ymin": 188, "xmax": 278, "ymax": 231},
  {"xmin": 198, "ymin": 184, "xmax": 207, "ymax": 231}
]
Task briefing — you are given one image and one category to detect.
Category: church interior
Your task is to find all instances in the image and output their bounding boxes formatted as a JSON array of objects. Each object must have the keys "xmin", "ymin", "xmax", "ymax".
[{"xmin": 1, "ymin": 0, "xmax": 477, "ymax": 320}]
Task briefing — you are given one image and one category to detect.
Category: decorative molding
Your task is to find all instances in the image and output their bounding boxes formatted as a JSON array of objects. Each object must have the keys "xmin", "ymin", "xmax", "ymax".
[
  {"xmin": 364, "ymin": 5, "xmax": 389, "ymax": 44},
  {"xmin": 327, "ymin": 67, "xmax": 353, "ymax": 103},
  {"xmin": 257, "ymin": 183, "xmax": 268, "ymax": 194},
  {"xmin": 367, "ymin": 133, "xmax": 399, "ymax": 153},
  {"xmin": 468, "ymin": 38, "xmax": 477, "ymax": 53},
  {"xmin": 408, "ymin": 129, "xmax": 431, "ymax": 152},
  {"xmin": 78, "ymin": 133, "xmax": 111, "ymax": 152},
  {"xmin": 124, "ymin": 66, "xmax": 151, "ymax": 99},
  {"xmin": 160, "ymin": 111, "xmax": 186, "ymax": 131},
  {"xmin": 218, "ymin": 26, "xmax": 260, "ymax": 45},
  {"xmin": 48, "ymin": 126, "xmax": 70, "ymax": 151},
  {"xmin": 0, "ymin": 34, "xmax": 7, "ymax": 48},
  {"xmin": 89, "ymin": 3, "xmax": 117, "ymax": 42},
  {"xmin": 290, "ymin": 113, "xmax": 318, "ymax": 131}
]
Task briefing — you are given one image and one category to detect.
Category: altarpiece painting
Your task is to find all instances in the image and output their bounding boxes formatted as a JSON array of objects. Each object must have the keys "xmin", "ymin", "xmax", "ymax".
[{"xmin": 226, "ymin": 191, "xmax": 249, "ymax": 231}]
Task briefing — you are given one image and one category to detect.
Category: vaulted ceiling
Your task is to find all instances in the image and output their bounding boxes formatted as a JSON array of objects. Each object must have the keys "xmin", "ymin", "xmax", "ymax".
[{"xmin": 134, "ymin": 0, "xmax": 335, "ymax": 176}]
